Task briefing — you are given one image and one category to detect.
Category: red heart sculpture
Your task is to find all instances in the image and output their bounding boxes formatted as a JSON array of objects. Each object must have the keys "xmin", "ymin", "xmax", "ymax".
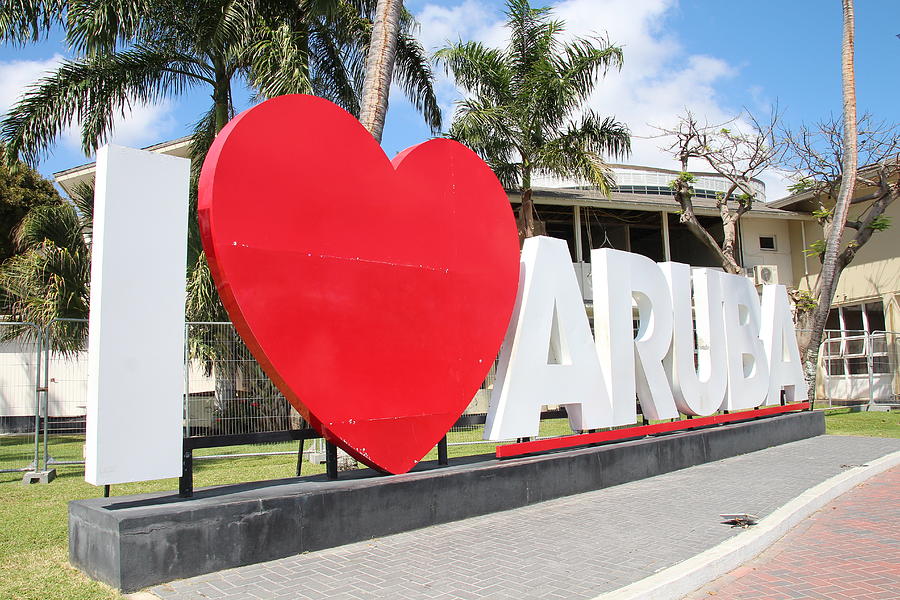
[{"xmin": 198, "ymin": 95, "xmax": 519, "ymax": 474}]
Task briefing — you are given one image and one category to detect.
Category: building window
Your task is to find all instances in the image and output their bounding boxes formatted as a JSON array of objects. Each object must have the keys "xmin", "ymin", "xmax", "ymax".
[
  {"xmin": 759, "ymin": 235, "xmax": 777, "ymax": 251},
  {"xmin": 823, "ymin": 301, "xmax": 890, "ymax": 376}
]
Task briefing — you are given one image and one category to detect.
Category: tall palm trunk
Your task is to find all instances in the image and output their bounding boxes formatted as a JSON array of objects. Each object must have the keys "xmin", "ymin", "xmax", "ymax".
[
  {"xmin": 212, "ymin": 58, "xmax": 232, "ymax": 133},
  {"xmin": 799, "ymin": 0, "xmax": 858, "ymax": 399},
  {"xmin": 518, "ymin": 165, "xmax": 546, "ymax": 240},
  {"xmin": 359, "ymin": 0, "xmax": 404, "ymax": 142}
]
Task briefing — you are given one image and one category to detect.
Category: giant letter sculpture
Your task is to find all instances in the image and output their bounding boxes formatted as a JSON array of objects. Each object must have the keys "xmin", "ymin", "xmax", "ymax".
[
  {"xmin": 485, "ymin": 237, "xmax": 613, "ymax": 440},
  {"xmin": 660, "ymin": 264, "xmax": 728, "ymax": 416},
  {"xmin": 86, "ymin": 145, "xmax": 189, "ymax": 485}
]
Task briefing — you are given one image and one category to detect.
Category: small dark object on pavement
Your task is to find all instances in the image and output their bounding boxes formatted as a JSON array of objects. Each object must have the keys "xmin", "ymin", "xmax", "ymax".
[{"xmin": 720, "ymin": 513, "xmax": 759, "ymax": 528}]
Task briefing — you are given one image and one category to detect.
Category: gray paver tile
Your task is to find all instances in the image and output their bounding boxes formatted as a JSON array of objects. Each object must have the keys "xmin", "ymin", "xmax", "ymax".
[{"xmin": 148, "ymin": 435, "xmax": 900, "ymax": 600}]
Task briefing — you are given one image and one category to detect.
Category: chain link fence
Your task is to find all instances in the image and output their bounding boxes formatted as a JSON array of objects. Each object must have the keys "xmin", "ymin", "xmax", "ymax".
[
  {"xmin": 185, "ymin": 322, "xmax": 299, "ymax": 437},
  {"xmin": 184, "ymin": 322, "xmax": 322, "ymax": 463}
]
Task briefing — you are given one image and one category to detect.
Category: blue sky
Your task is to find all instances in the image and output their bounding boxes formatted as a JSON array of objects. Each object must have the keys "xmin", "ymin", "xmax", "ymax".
[{"xmin": 1, "ymin": 0, "xmax": 897, "ymax": 201}]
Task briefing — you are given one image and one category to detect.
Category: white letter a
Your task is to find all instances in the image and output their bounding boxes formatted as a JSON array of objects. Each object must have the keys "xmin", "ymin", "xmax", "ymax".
[{"xmin": 485, "ymin": 237, "xmax": 613, "ymax": 440}]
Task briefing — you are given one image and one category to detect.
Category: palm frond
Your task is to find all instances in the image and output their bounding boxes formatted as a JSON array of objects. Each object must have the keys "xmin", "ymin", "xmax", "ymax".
[
  {"xmin": 65, "ymin": 0, "xmax": 150, "ymax": 55},
  {"xmin": 393, "ymin": 31, "xmax": 441, "ymax": 133},
  {"xmin": 505, "ymin": 0, "xmax": 553, "ymax": 82},
  {"xmin": 535, "ymin": 112, "xmax": 629, "ymax": 193},
  {"xmin": 559, "ymin": 36, "xmax": 622, "ymax": 81},
  {"xmin": 434, "ymin": 42, "xmax": 510, "ymax": 101},
  {"xmin": 0, "ymin": 0, "xmax": 64, "ymax": 44},
  {"xmin": 0, "ymin": 247, "xmax": 91, "ymax": 352},
  {"xmin": 308, "ymin": 23, "xmax": 364, "ymax": 114},
  {"xmin": 249, "ymin": 19, "xmax": 314, "ymax": 99},
  {"xmin": 68, "ymin": 181, "xmax": 95, "ymax": 240},
  {"xmin": 1, "ymin": 47, "xmax": 203, "ymax": 165},
  {"xmin": 186, "ymin": 251, "xmax": 228, "ymax": 323},
  {"xmin": 13, "ymin": 204, "xmax": 84, "ymax": 252}
]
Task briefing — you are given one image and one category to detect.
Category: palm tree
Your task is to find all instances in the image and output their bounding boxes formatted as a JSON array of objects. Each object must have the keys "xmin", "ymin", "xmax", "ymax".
[
  {"xmin": 796, "ymin": 0, "xmax": 859, "ymax": 397},
  {"xmin": 359, "ymin": 0, "xmax": 403, "ymax": 142},
  {"xmin": 1, "ymin": 0, "xmax": 442, "ymax": 320},
  {"xmin": 435, "ymin": 0, "xmax": 630, "ymax": 240},
  {"xmin": 1, "ymin": 0, "xmax": 440, "ymax": 162},
  {"xmin": 0, "ymin": 182, "xmax": 92, "ymax": 353}
]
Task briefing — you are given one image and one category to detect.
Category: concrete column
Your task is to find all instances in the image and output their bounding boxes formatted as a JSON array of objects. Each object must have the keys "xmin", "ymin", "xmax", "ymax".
[{"xmin": 661, "ymin": 212, "xmax": 671, "ymax": 261}]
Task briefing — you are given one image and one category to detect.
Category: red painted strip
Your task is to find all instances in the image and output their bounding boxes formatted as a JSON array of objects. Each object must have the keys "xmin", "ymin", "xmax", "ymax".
[{"xmin": 495, "ymin": 402, "xmax": 811, "ymax": 459}]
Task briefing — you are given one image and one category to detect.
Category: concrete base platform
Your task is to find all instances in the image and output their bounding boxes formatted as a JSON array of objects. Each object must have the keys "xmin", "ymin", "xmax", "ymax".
[{"xmin": 69, "ymin": 411, "xmax": 824, "ymax": 592}]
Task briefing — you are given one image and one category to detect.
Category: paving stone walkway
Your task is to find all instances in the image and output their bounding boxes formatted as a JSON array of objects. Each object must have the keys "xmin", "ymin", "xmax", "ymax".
[
  {"xmin": 685, "ymin": 464, "xmax": 900, "ymax": 600},
  {"xmin": 147, "ymin": 435, "xmax": 900, "ymax": 600}
]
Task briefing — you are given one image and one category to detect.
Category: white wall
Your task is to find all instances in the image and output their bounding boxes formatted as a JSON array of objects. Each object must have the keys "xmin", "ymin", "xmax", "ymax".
[
  {"xmin": 0, "ymin": 342, "xmax": 39, "ymax": 417},
  {"xmin": 0, "ymin": 343, "xmax": 89, "ymax": 418},
  {"xmin": 0, "ymin": 337, "xmax": 219, "ymax": 420},
  {"xmin": 823, "ymin": 374, "xmax": 893, "ymax": 403},
  {"xmin": 740, "ymin": 217, "xmax": 795, "ymax": 285}
]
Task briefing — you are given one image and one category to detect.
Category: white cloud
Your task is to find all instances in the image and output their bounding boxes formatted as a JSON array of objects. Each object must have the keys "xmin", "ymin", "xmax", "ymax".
[
  {"xmin": 0, "ymin": 54, "xmax": 176, "ymax": 161},
  {"xmin": 416, "ymin": 0, "xmax": 497, "ymax": 52},
  {"xmin": 0, "ymin": 54, "xmax": 65, "ymax": 115},
  {"xmin": 60, "ymin": 98, "xmax": 178, "ymax": 155},
  {"xmin": 415, "ymin": 0, "xmax": 789, "ymax": 201}
]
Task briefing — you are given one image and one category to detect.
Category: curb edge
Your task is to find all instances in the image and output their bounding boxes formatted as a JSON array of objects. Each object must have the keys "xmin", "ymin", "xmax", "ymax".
[{"xmin": 592, "ymin": 445, "xmax": 900, "ymax": 600}]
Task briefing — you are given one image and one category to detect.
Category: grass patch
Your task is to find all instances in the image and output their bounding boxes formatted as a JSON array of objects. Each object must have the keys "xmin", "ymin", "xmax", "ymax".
[
  {"xmin": 1, "ymin": 410, "xmax": 895, "ymax": 598},
  {"xmin": 824, "ymin": 407, "xmax": 900, "ymax": 438}
]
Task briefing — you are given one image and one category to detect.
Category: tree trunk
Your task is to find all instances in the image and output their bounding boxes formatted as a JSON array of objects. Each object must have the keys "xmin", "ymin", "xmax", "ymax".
[
  {"xmin": 672, "ymin": 179, "xmax": 741, "ymax": 274},
  {"xmin": 798, "ymin": 0, "xmax": 858, "ymax": 400},
  {"xmin": 212, "ymin": 60, "xmax": 232, "ymax": 133},
  {"xmin": 520, "ymin": 188, "xmax": 535, "ymax": 238},
  {"xmin": 718, "ymin": 216, "xmax": 743, "ymax": 274},
  {"xmin": 359, "ymin": 0, "xmax": 404, "ymax": 143}
]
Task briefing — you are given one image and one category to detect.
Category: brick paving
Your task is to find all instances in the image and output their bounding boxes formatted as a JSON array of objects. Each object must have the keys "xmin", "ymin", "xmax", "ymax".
[
  {"xmin": 147, "ymin": 435, "xmax": 900, "ymax": 600},
  {"xmin": 685, "ymin": 465, "xmax": 900, "ymax": 600}
]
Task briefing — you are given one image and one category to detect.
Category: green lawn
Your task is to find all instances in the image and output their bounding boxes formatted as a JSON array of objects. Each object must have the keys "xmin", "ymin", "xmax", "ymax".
[
  {"xmin": 823, "ymin": 407, "xmax": 900, "ymax": 438},
  {"xmin": 0, "ymin": 410, "xmax": 895, "ymax": 599}
]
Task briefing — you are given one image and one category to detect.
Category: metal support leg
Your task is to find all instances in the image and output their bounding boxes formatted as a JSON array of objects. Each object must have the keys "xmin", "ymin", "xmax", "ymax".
[
  {"xmin": 437, "ymin": 436, "xmax": 449, "ymax": 466},
  {"xmin": 296, "ymin": 439, "xmax": 305, "ymax": 477},
  {"xmin": 179, "ymin": 447, "xmax": 193, "ymax": 498},
  {"xmin": 42, "ymin": 324, "xmax": 51, "ymax": 469},
  {"xmin": 41, "ymin": 388, "xmax": 49, "ymax": 470},
  {"xmin": 326, "ymin": 442, "xmax": 338, "ymax": 480},
  {"xmin": 31, "ymin": 328, "xmax": 43, "ymax": 471}
]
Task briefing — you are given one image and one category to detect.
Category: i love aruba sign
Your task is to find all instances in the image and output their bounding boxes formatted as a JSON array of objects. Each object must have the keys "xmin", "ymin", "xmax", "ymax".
[{"xmin": 197, "ymin": 95, "xmax": 807, "ymax": 476}]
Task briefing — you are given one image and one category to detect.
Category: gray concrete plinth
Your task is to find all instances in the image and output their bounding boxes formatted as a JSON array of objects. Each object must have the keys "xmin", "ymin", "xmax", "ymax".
[{"xmin": 69, "ymin": 411, "xmax": 824, "ymax": 592}]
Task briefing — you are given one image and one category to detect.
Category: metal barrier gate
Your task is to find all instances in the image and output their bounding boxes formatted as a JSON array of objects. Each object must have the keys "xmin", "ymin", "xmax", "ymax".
[
  {"xmin": 820, "ymin": 329, "xmax": 900, "ymax": 407},
  {"xmin": 0, "ymin": 322, "xmax": 42, "ymax": 475}
]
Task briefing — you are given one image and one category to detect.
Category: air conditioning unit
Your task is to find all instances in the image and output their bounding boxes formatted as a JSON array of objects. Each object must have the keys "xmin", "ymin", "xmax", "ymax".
[{"xmin": 750, "ymin": 264, "xmax": 779, "ymax": 286}]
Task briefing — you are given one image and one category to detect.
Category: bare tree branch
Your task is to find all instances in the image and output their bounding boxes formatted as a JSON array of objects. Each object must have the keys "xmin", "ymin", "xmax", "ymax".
[{"xmin": 653, "ymin": 107, "xmax": 781, "ymax": 274}]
